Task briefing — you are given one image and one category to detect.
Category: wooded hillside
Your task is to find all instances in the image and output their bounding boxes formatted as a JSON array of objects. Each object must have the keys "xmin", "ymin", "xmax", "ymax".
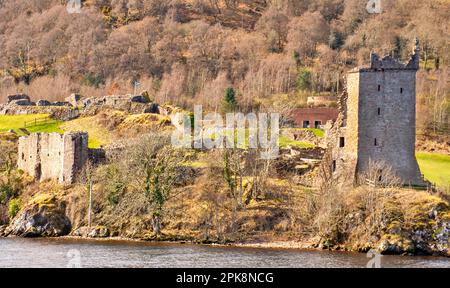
[{"xmin": 0, "ymin": 0, "xmax": 448, "ymax": 131}]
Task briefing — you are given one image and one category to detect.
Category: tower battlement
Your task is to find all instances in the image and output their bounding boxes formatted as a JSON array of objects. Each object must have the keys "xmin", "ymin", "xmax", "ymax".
[{"xmin": 350, "ymin": 39, "xmax": 420, "ymax": 73}]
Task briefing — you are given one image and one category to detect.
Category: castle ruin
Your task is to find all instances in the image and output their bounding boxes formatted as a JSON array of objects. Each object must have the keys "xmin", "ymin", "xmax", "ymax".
[
  {"xmin": 18, "ymin": 132, "xmax": 89, "ymax": 184},
  {"xmin": 326, "ymin": 39, "xmax": 426, "ymax": 187}
]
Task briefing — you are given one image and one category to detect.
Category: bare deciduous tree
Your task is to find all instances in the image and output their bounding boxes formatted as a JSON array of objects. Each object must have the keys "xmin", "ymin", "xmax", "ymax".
[{"xmin": 126, "ymin": 132, "xmax": 186, "ymax": 236}]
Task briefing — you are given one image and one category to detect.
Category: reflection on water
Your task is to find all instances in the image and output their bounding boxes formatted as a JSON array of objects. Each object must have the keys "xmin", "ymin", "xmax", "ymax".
[{"xmin": 0, "ymin": 238, "xmax": 449, "ymax": 268}]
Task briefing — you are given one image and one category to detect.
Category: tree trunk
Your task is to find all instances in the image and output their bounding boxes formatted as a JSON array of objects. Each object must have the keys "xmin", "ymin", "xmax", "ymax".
[{"xmin": 152, "ymin": 215, "xmax": 161, "ymax": 236}]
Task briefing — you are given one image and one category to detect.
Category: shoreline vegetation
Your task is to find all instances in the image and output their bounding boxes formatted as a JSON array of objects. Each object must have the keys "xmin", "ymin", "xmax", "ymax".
[{"xmin": 1, "ymin": 183, "xmax": 450, "ymax": 257}]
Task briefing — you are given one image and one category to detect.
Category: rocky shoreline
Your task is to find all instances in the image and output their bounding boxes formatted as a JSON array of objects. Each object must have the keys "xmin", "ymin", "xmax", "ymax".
[
  {"xmin": 0, "ymin": 231, "xmax": 332, "ymax": 253},
  {"xmin": 1, "ymin": 194, "xmax": 449, "ymax": 258},
  {"xmin": 1, "ymin": 228, "xmax": 449, "ymax": 258},
  {"xmin": 0, "ymin": 187, "xmax": 450, "ymax": 257}
]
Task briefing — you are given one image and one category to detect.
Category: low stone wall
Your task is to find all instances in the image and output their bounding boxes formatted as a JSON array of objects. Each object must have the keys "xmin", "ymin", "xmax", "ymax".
[
  {"xmin": 81, "ymin": 94, "xmax": 154, "ymax": 115},
  {"xmin": 88, "ymin": 148, "xmax": 106, "ymax": 164},
  {"xmin": 273, "ymin": 147, "xmax": 325, "ymax": 187},
  {"xmin": 307, "ymin": 96, "xmax": 337, "ymax": 107},
  {"xmin": 1, "ymin": 93, "xmax": 162, "ymax": 118},
  {"xmin": 0, "ymin": 105, "xmax": 80, "ymax": 121}
]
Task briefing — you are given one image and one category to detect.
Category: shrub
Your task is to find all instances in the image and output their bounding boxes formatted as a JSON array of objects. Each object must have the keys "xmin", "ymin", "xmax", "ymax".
[
  {"xmin": 0, "ymin": 169, "xmax": 23, "ymax": 204},
  {"xmin": 107, "ymin": 182, "xmax": 125, "ymax": 206},
  {"xmin": 104, "ymin": 165, "xmax": 126, "ymax": 206},
  {"xmin": 8, "ymin": 198, "xmax": 21, "ymax": 219},
  {"xmin": 0, "ymin": 183, "xmax": 15, "ymax": 203},
  {"xmin": 84, "ymin": 74, "xmax": 105, "ymax": 88},
  {"xmin": 141, "ymin": 90, "xmax": 153, "ymax": 102},
  {"xmin": 297, "ymin": 68, "xmax": 312, "ymax": 92}
]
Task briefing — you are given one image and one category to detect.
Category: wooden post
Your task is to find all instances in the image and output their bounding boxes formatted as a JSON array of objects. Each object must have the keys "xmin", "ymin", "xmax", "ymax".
[{"xmin": 88, "ymin": 180, "xmax": 92, "ymax": 228}]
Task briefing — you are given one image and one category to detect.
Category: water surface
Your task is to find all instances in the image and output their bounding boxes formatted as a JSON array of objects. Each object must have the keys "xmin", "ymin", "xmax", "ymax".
[{"xmin": 0, "ymin": 238, "xmax": 449, "ymax": 268}]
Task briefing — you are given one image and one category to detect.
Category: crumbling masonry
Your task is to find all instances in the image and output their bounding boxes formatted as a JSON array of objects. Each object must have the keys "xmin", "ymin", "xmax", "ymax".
[
  {"xmin": 325, "ymin": 39, "xmax": 426, "ymax": 187},
  {"xmin": 18, "ymin": 132, "xmax": 89, "ymax": 184}
]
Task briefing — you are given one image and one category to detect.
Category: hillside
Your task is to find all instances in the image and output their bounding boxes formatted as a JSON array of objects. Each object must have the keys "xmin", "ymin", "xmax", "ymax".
[{"xmin": 0, "ymin": 0, "xmax": 448, "ymax": 135}]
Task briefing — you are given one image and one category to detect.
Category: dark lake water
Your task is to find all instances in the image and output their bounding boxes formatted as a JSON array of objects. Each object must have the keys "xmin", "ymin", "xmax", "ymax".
[{"xmin": 0, "ymin": 238, "xmax": 449, "ymax": 268}]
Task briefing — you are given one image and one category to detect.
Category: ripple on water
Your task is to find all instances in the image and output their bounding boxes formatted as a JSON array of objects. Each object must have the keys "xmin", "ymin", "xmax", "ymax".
[{"xmin": 0, "ymin": 238, "xmax": 449, "ymax": 268}]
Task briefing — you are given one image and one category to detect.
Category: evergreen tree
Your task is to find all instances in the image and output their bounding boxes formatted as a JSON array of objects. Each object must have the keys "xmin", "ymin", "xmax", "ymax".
[
  {"xmin": 223, "ymin": 87, "xmax": 238, "ymax": 112},
  {"xmin": 296, "ymin": 68, "xmax": 312, "ymax": 92}
]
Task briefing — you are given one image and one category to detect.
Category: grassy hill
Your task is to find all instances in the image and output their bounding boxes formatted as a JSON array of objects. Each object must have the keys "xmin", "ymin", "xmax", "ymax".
[
  {"xmin": 417, "ymin": 152, "xmax": 450, "ymax": 188},
  {"xmin": 0, "ymin": 112, "xmax": 172, "ymax": 148},
  {"xmin": 0, "ymin": 114, "xmax": 107, "ymax": 147},
  {"xmin": 0, "ymin": 114, "xmax": 63, "ymax": 135},
  {"xmin": 60, "ymin": 116, "xmax": 111, "ymax": 148}
]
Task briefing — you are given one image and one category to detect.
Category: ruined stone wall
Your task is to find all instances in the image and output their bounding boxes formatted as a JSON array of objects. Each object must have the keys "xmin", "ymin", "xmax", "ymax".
[
  {"xmin": 18, "ymin": 134, "xmax": 41, "ymax": 179},
  {"xmin": 339, "ymin": 72, "xmax": 359, "ymax": 171},
  {"xmin": 326, "ymin": 77, "xmax": 359, "ymax": 187},
  {"xmin": 306, "ymin": 96, "xmax": 337, "ymax": 107},
  {"xmin": 18, "ymin": 132, "xmax": 88, "ymax": 184},
  {"xmin": 81, "ymin": 94, "xmax": 153, "ymax": 115},
  {"xmin": 63, "ymin": 133, "xmax": 89, "ymax": 184},
  {"xmin": 1, "ymin": 93, "xmax": 158, "ymax": 118},
  {"xmin": 39, "ymin": 133, "xmax": 65, "ymax": 181},
  {"xmin": 0, "ymin": 105, "xmax": 80, "ymax": 121}
]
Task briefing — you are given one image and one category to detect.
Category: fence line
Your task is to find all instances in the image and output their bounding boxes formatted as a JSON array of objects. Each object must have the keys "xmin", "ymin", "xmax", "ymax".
[{"xmin": 23, "ymin": 116, "xmax": 56, "ymax": 128}]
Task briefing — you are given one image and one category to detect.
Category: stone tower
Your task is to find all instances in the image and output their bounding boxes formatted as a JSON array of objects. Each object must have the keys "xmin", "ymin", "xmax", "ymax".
[
  {"xmin": 328, "ymin": 39, "xmax": 425, "ymax": 186},
  {"xmin": 18, "ymin": 132, "xmax": 89, "ymax": 184}
]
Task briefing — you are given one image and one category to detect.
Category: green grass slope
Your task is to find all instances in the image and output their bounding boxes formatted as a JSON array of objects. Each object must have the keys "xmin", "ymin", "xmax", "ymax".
[
  {"xmin": 417, "ymin": 152, "xmax": 450, "ymax": 188},
  {"xmin": 0, "ymin": 114, "xmax": 63, "ymax": 135},
  {"xmin": 0, "ymin": 114, "xmax": 103, "ymax": 147}
]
